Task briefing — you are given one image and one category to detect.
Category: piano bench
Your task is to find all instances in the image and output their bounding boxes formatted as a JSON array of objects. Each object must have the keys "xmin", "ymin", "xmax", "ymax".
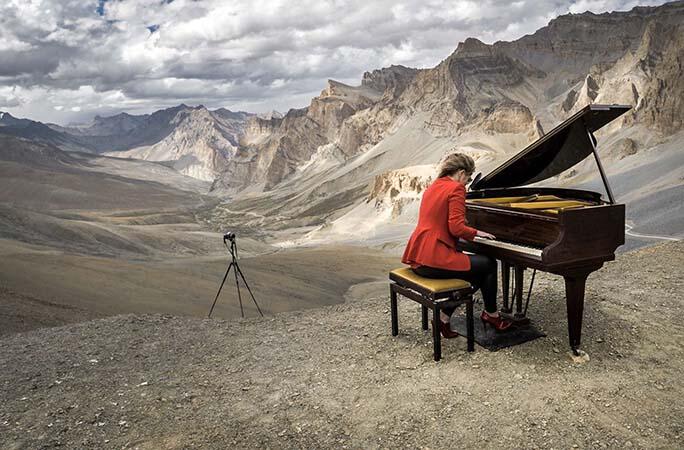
[{"xmin": 389, "ymin": 267, "xmax": 476, "ymax": 361}]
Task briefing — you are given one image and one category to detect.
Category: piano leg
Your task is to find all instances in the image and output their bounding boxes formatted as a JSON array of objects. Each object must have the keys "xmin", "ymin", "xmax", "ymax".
[
  {"xmin": 501, "ymin": 261, "xmax": 511, "ymax": 313},
  {"xmin": 564, "ymin": 272, "xmax": 589, "ymax": 355},
  {"xmin": 514, "ymin": 266, "xmax": 524, "ymax": 318}
]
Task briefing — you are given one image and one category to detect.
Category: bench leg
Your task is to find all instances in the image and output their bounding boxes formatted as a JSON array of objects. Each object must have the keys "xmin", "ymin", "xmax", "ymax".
[
  {"xmin": 421, "ymin": 305, "xmax": 428, "ymax": 331},
  {"xmin": 390, "ymin": 285, "xmax": 398, "ymax": 336},
  {"xmin": 432, "ymin": 303, "xmax": 441, "ymax": 361},
  {"xmin": 466, "ymin": 296, "xmax": 474, "ymax": 352}
]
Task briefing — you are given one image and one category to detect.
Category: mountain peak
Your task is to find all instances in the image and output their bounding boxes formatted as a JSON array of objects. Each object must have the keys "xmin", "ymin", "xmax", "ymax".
[
  {"xmin": 256, "ymin": 110, "xmax": 283, "ymax": 120},
  {"xmin": 361, "ymin": 65, "xmax": 419, "ymax": 94},
  {"xmin": 0, "ymin": 111, "xmax": 26, "ymax": 127},
  {"xmin": 324, "ymin": 79, "xmax": 353, "ymax": 91},
  {"xmin": 453, "ymin": 38, "xmax": 492, "ymax": 57}
]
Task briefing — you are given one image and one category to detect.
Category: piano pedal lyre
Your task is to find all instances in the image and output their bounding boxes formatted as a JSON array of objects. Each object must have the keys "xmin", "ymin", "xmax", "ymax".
[{"xmin": 500, "ymin": 264, "xmax": 533, "ymax": 327}]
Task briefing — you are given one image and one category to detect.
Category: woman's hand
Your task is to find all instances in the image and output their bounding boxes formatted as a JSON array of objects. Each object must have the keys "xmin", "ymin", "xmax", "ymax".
[{"xmin": 476, "ymin": 230, "xmax": 496, "ymax": 240}]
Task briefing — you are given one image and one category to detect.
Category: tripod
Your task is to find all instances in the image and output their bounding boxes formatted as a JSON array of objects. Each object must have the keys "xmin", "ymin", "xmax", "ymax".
[{"xmin": 207, "ymin": 235, "xmax": 264, "ymax": 318}]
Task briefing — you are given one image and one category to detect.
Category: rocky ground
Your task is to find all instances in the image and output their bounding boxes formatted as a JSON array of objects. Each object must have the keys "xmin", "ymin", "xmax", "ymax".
[
  {"xmin": 0, "ymin": 287, "xmax": 101, "ymax": 337},
  {"xmin": 1, "ymin": 241, "xmax": 682, "ymax": 449}
]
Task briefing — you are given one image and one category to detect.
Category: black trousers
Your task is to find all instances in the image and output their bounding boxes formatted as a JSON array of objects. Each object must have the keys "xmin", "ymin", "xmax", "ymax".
[{"xmin": 413, "ymin": 254, "xmax": 498, "ymax": 315}]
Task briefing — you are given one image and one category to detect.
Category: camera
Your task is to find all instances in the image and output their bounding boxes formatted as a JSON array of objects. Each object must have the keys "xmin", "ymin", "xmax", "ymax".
[{"xmin": 223, "ymin": 231, "xmax": 236, "ymax": 242}]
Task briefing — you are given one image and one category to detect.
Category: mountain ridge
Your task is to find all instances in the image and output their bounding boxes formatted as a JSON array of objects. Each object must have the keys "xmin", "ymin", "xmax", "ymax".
[{"xmin": 2, "ymin": 2, "xmax": 682, "ymax": 247}]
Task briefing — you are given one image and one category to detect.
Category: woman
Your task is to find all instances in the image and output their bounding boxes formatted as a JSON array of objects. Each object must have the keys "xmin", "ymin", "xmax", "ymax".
[{"xmin": 402, "ymin": 152, "xmax": 512, "ymax": 338}]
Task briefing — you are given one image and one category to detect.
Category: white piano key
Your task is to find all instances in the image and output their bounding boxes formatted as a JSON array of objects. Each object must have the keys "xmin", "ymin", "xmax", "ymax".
[{"xmin": 473, "ymin": 236, "xmax": 543, "ymax": 259}]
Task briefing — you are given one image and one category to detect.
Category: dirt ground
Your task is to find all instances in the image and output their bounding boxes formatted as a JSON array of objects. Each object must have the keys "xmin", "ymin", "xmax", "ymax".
[
  {"xmin": 0, "ymin": 286, "xmax": 101, "ymax": 337},
  {"xmin": 0, "ymin": 239, "xmax": 397, "ymax": 322},
  {"xmin": 1, "ymin": 241, "xmax": 682, "ymax": 449}
]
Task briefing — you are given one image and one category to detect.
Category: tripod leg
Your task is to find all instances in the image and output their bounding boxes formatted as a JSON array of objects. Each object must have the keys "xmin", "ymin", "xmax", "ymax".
[
  {"xmin": 208, "ymin": 262, "xmax": 233, "ymax": 318},
  {"xmin": 233, "ymin": 260, "xmax": 244, "ymax": 318},
  {"xmin": 235, "ymin": 264, "xmax": 264, "ymax": 317}
]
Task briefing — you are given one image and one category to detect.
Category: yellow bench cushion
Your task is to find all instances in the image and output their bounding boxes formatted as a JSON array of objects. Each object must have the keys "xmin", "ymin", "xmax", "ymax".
[{"xmin": 390, "ymin": 267, "xmax": 471, "ymax": 294}]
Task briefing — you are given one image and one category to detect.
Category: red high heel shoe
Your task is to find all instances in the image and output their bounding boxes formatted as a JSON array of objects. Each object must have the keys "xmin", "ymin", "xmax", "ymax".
[
  {"xmin": 480, "ymin": 311, "xmax": 513, "ymax": 332},
  {"xmin": 431, "ymin": 319, "xmax": 459, "ymax": 339}
]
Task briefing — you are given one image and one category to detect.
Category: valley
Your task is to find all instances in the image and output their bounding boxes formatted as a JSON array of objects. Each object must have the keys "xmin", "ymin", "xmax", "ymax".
[
  {"xmin": 0, "ymin": 2, "xmax": 682, "ymax": 332},
  {"xmin": 0, "ymin": 136, "xmax": 396, "ymax": 333}
]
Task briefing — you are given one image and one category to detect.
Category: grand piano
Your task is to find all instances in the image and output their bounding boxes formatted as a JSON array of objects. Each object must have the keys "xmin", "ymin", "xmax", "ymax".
[{"xmin": 461, "ymin": 104, "xmax": 631, "ymax": 355}]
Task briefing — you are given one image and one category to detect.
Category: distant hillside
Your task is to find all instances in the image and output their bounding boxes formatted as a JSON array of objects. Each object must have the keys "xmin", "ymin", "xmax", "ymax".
[
  {"xmin": 1, "ymin": 106, "xmax": 254, "ymax": 181},
  {"xmin": 0, "ymin": 111, "xmax": 92, "ymax": 152},
  {"xmin": 98, "ymin": 105, "xmax": 253, "ymax": 181}
]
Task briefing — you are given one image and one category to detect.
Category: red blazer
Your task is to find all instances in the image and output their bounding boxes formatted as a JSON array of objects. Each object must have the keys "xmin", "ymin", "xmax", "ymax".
[{"xmin": 401, "ymin": 176, "xmax": 478, "ymax": 271}]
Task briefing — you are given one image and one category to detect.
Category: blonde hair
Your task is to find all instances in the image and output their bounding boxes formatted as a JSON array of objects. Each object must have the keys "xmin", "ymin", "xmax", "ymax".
[{"xmin": 438, "ymin": 152, "xmax": 475, "ymax": 178}]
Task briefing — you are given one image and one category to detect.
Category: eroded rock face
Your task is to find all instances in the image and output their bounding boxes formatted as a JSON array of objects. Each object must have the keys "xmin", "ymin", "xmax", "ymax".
[
  {"xmin": 216, "ymin": 0, "xmax": 682, "ymax": 197},
  {"xmin": 213, "ymin": 107, "xmax": 330, "ymax": 192},
  {"xmin": 215, "ymin": 79, "xmax": 388, "ymax": 192},
  {"xmin": 361, "ymin": 65, "xmax": 420, "ymax": 100},
  {"xmin": 393, "ymin": 38, "xmax": 544, "ymax": 138},
  {"xmin": 103, "ymin": 105, "xmax": 250, "ymax": 181},
  {"xmin": 476, "ymin": 101, "xmax": 539, "ymax": 136},
  {"xmin": 631, "ymin": 21, "xmax": 684, "ymax": 134},
  {"xmin": 307, "ymin": 80, "xmax": 380, "ymax": 141},
  {"xmin": 557, "ymin": 14, "xmax": 684, "ymax": 136},
  {"xmin": 613, "ymin": 138, "xmax": 639, "ymax": 159},
  {"xmin": 366, "ymin": 166, "xmax": 434, "ymax": 218},
  {"xmin": 242, "ymin": 116, "xmax": 283, "ymax": 146}
]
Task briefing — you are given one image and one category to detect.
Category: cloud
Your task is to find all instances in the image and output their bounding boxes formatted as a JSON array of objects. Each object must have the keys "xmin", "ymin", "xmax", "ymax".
[{"xmin": 0, "ymin": 0, "xmax": 672, "ymax": 124}]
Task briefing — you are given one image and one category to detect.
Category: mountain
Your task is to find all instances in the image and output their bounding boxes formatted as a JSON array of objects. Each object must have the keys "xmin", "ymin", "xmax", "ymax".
[
  {"xmin": 257, "ymin": 110, "xmax": 284, "ymax": 120},
  {"xmin": 206, "ymin": 1, "xmax": 684, "ymax": 249},
  {"xmin": 49, "ymin": 112, "xmax": 148, "ymax": 136},
  {"xmin": 0, "ymin": 133, "xmax": 214, "ymax": 257},
  {"xmin": 0, "ymin": 111, "xmax": 92, "ymax": 152},
  {"xmin": 2, "ymin": 2, "xmax": 682, "ymax": 247},
  {"xmin": 211, "ymin": 74, "xmax": 404, "ymax": 193},
  {"xmin": 4, "ymin": 105, "xmax": 255, "ymax": 181},
  {"xmin": 101, "ymin": 105, "xmax": 253, "ymax": 181}
]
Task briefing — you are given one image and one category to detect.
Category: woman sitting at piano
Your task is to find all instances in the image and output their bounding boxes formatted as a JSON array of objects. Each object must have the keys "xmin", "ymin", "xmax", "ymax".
[{"xmin": 402, "ymin": 152, "xmax": 512, "ymax": 338}]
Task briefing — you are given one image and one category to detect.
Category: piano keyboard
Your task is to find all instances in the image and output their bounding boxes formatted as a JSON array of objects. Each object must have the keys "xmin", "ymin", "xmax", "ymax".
[{"xmin": 473, "ymin": 236, "xmax": 543, "ymax": 259}]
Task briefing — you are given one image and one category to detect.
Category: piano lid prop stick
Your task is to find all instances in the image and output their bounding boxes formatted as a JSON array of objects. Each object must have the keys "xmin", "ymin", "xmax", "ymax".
[{"xmin": 587, "ymin": 128, "xmax": 616, "ymax": 204}]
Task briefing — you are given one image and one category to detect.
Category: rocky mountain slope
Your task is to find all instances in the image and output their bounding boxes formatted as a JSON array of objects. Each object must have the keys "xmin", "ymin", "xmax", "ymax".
[
  {"xmin": 0, "ymin": 134, "xmax": 212, "ymax": 257},
  {"xmin": 207, "ymin": 1, "xmax": 683, "ymax": 249},
  {"xmin": 1, "ymin": 241, "xmax": 682, "ymax": 448},
  {"xmin": 216, "ymin": 1, "xmax": 681, "ymax": 196},
  {"xmin": 0, "ymin": 111, "xmax": 92, "ymax": 153},
  {"xmin": 103, "ymin": 105, "xmax": 251, "ymax": 181},
  {"xmin": 2, "ymin": 2, "xmax": 682, "ymax": 247},
  {"xmin": 1, "ymin": 105, "xmax": 253, "ymax": 181}
]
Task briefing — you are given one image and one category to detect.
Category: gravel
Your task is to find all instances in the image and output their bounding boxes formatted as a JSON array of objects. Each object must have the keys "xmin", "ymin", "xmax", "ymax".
[{"xmin": 1, "ymin": 241, "xmax": 682, "ymax": 449}]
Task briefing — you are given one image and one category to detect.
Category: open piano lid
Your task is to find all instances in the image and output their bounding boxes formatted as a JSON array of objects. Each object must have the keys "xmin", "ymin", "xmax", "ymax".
[{"xmin": 470, "ymin": 104, "xmax": 631, "ymax": 190}]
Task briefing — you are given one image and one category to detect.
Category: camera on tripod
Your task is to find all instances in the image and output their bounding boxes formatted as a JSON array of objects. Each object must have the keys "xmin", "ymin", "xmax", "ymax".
[
  {"xmin": 208, "ymin": 231, "xmax": 263, "ymax": 319},
  {"xmin": 223, "ymin": 231, "xmax": 236, "ymax": 242}
]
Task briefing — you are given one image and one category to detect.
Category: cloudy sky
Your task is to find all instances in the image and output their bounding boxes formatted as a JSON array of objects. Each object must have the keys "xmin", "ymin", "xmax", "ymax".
[{"xmin": 0, "ymin": 0, "xmax": 670, "ymax": 124}]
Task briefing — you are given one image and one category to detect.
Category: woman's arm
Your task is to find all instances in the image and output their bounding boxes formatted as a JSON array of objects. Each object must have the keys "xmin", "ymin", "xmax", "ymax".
[{"xmin": 447, "ymin": 184, "xmax": 478, "ymax": 241}]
